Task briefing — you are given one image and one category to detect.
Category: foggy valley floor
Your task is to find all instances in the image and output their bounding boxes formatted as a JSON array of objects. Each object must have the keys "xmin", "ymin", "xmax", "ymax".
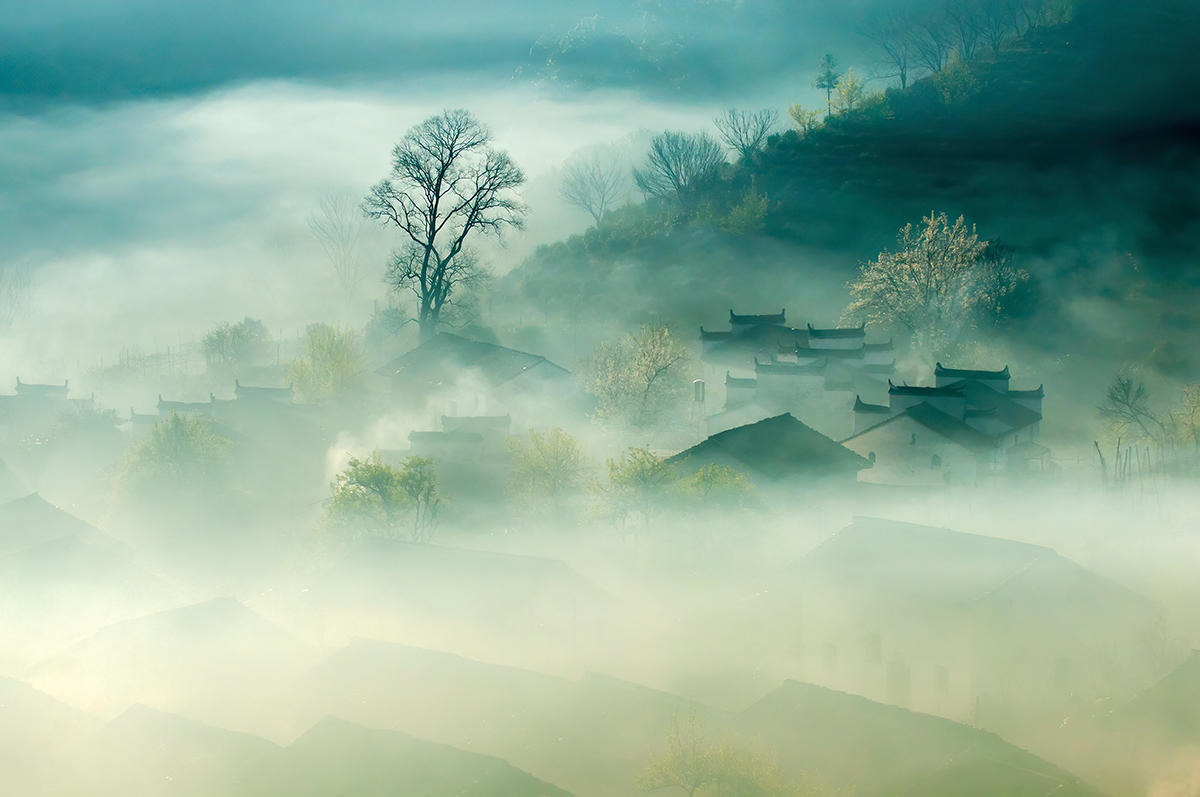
[{"xmin": 4, "ymin": 473, "xmax": 1200, "ymax": 796}]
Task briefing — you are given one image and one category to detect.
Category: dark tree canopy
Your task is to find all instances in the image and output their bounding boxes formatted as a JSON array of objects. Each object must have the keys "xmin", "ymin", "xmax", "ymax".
[
  {"xmin": 632, "ymin": 131, "xmax": 725, "ymax": 213},
  {"xmin": 812, "ymin": 53, "xmax": 841, "ymax": 116},
  {"xmin": 364, "ymin": 109, "xmax": 526, "ymax": 340}
]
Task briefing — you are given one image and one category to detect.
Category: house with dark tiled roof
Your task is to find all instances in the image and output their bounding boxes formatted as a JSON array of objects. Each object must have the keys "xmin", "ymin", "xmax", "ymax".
[
  {"xmin": 0, "ymin": 379, "xmax": 99, "ymax": 442},
  {"xmin": 840, "ymin": 364, "xmax": 1048, "ymax": 485},
  {"xmin": 374, "ymin": 333, "xmax": 577, "ymax": 426},
  {"xmin": 666, "ymin": 413, "xmax": 870, "ymax": 488},
  {"xmin": 777, "ymin": 518, "xmax": 1169, "ymax": 730},
  {"xmin": 698, "ymin": 313, "xmax": 897, "ymax": 441}
]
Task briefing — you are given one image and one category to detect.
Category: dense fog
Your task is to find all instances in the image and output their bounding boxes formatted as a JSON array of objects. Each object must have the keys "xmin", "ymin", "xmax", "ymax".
[{"xmin": 2, "ymin": 1, "xmax": 1200, "ymax": 795}]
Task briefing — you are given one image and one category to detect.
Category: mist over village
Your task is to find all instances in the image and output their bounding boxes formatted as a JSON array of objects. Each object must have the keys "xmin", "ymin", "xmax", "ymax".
[{"xmin": 2, "ymin": 1, "xmax": 1200, "ymax": 795}]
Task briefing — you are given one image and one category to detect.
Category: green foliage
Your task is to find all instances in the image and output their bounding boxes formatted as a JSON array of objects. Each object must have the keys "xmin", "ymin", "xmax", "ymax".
[
  {"xmin": 858, "ymin": 89, "xmax": 893, "ymax": 120},
  {"xmin": 637, "ymin": 710, "xmax": 842, "ymax": 797},
  {"xmin": 721, "ymin": 187, "xmax": 770, "ymax": 236},
  {"xmin": 675, "ymin": 463, "xmax": 756, "ymax": 508},
  {"xmin": 832, "ymin": 67, "xmax": 866, "ymax": 115},
  {"xmin": 114, "ymin": 411, "xmax": 232, "ymax": 498},
  {"xmin": 287, "ymin": 323, "xmax": 365, "ymax": 405},
  {"xmin": 934, "ymin": 55, "xmax": 977, "ymax": 105},
  {"xmin": 843, "ymin": 212, "xmax": 1027, "ymax": 357},
  {"xmin": 507, "ymin": 428, "xmax": 587, "ymax": 512},
  {"xmin": 600, "ymin": 446, "xmax": 677, "ymax": 529},
  {"xmin": 812, "ymin": 53, "xmax": 841, "ymax": 115},
  {"xmin": 786, "ymin": 104, "xmax": 822, "ymax": 135},
  {"xmin": 579, "ymin": 325, "xmax": 695, "ymax": 430},
  {"xmin": 202, "ymin": 317, "xmax": 271, "ymax": 374},
  {"xmin": 327, "ymin": 452, "xmax": 443, "ymax": 542}
]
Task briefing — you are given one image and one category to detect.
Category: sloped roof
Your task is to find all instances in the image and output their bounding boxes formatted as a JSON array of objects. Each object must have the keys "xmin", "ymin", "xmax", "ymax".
[
  {"xmin": 755, "ymin": 358, "xmax": 826, "ymax": 376},
  {"xmin": 725, "ymin": 372, "xmax": 757, "ymax": 389},
  {"xmin": 374, "ymin": 332, "xmax": 570, "ymax": 389},
  {"xmin": 275, "ymin": 638, "xmax": 722, "ymax": 797},
  {"xmin": 842, "ymin": 403, "xmax": 997, "ymax": 454},
  {"xmin": 1007, "ymin": 386, "xmax": 1045, "ymax": 399},
  {"xmin": 666, "ymin": 414, "xmax": 870, "ymax": 480},
  {"xmin": 934, "ymin": 362, "xmax": 1011, "ymax": 380},
  {"xmin": 807, "ymin": 322, "xmax": 865, "ymax": 339},
  {"xmin": 26, "ymin": 597, "xmax": 319, "ymax": 721},
  {"xmin": 789, "ymin": 517, "xmax": 1057, "ymax": 604},
  {"xmin": 0, "ymin": 492, "xmax": 118, "ymax": 555},
  {"xmin": 246, "ymin": 715, "xmax": 577, "ymax": 797},
  {"xmin": 234, "ymin": 380, "xmax": 294, "ymax": 401},
  {"xmin": 853, "ymin": 396, "xmax": 889, "ymax": 414},
  {"xmin": 732, "ymin": 679, "xmax": 1103, "ymax": 797},
  {"xmin": 1107, "ymin": 649, "xmax": 1200, "ymax": 745},
  {"xmin": 888, "ymin": 381, "xmax": 966, "ymax": 397},
  {"xmin": 0, "ymin": 457, "xmax": 26, "ymax": 504},
  {"xmin": 959, "ymin": 381, "xmax": 1042, "ymax": 432},
  {"xmin": 795, "ymin": 345, "xmax": 865, "ymax": 360},
  {"xmin": 14, "ymin": 378, "xmax": 69, "ymax": 396},
  {"xmin": 730, "ymin": 309, "xmax": 786, "ymax": 325}
]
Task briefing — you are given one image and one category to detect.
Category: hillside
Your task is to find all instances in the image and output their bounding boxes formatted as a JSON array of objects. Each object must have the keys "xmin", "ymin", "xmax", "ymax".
[{"xmin": 498, "ymin": 0, "xmax": 1200, "ymax": 376}]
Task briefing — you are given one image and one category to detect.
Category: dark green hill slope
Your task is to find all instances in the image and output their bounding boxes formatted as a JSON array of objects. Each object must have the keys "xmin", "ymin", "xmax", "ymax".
[{"xmin": 501, "ymin": 0, "xmax": 1200, "ymax": 370}]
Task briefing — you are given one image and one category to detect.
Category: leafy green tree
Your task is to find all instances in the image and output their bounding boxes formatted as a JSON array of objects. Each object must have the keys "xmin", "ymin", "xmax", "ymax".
[
  {"xmin": 327, "ymin": 452, "xmax": 444, "ymax": 542},
  {"xmin": 786, "ymin": 104, "xmax": 822, "ymax": 135},
  {"xmin": 202, "ymin": 317, "xmax": 271, "ymax": 375},
  {"xmin": 721, "ymin": 187, "xmax": 770, "ymax": 236},
  {"xmin": 507, "ymin": 428, "xmax": 587, "ymax": 511},
  {"xmin": 812, "ymin": 54, "xmax": 841, "ymax": 117},
  {"xmin": 934, "ymin": 53, "xmax": 977, "ymax": 105},
  {"xmin": 842, "ymin": 212, "xmax": 1027, "ymax": 357},
  {"xmin": 832, "ymin": 67, "xmax": 866, "ymax": 115},
  {"xmin": 579, "ymin": 325, "xmax": 695, "ymax": 430},
  {"xmin": 675, "ymin": 463, "xmax": 756, "ymax": 509},
  {"xmin": 115, "ymin": 411, "xmax": 232, "ymax": 498},
  {"xmin": 601, "ymin": 446, "xmax": 677, "ymax": 529},
  {"xmin": 287, "ymin": 323, "xmax": 365, "ymax": 405}
]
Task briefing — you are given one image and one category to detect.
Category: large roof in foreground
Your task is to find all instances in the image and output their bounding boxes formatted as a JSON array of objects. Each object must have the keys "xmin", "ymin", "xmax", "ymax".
[
  {"xmin": 375, "ymin": 333, "xmax": 570, "ymax": 389},
  {"xmin": 667, "ymin": 413, "xmax": 870, "ymax": 480}
]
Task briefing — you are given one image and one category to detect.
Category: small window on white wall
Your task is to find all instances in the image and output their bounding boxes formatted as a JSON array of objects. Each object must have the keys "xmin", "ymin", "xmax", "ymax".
[{"xmin": 931, "ymin": 454, "xmax": 942, "ymax": 470}]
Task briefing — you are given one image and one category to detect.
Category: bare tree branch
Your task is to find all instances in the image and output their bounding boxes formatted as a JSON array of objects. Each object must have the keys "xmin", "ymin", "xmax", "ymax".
[
  {"xmin": 632, "ymin": 131, "xmax": 725, "ymax": 213},
  {"xmin": 713, "ymin": 108, "xmax": 778, "ymax": 161},
  {"xmin": 558, "ymin": 146, "xmax": 629, "ymax": 225},
  {"xmin": 308, "ymin": 193, "xmax": 369, "ymax": 306}
]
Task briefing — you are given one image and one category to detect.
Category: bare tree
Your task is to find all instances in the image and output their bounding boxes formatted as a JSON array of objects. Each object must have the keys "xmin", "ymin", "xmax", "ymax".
[
  {"xmin": 945, "ymin": 0, "xmax": 983, "ymax": 61},
  {"xmin": 632, "ymin": 131, "xmax": 725, "ymax": 213},
  {"xmin": 308, "ymin": 193, "xmax": 369, "ymax": 305},
  {"xmin": 0, "ymin": 261, "xmax": 35, "ymax": 329},
  {"xmin": 862, "ymin": 13, "xmax": 915, "ymax": 88},
  {"xmin": 1099, "ymin": 376, "xmax": 1167, "ymax": 442},
  {"xmin": 912, "ymin": 11, "xmax": 954, "ymax": 73},
  {"xmin": 364, "ymin": 109, "xmax": 526, "ymax": 340},
  {"xmin": 385, "ymin": 245, "xmax": 489, "ymax": 333},
  {"xmin": 713, "ymin": 108, "xmax": 778, "ymax": 161},
  {"xmin": 979, "ymin": 0, "xmax": 1020, "ymax": 58},
  {"xmin": 558, "ymin": 146, "xmax": 628, "ymax": 225}
]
